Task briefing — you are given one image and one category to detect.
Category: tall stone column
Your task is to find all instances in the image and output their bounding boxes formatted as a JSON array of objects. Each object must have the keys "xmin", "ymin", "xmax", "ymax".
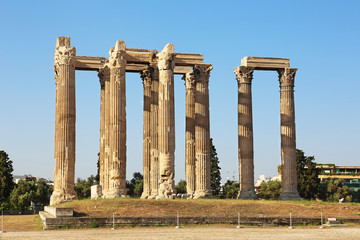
[
  {"xmin": 106, "ymin": 41, "xmax": 127, "ymax": 198},
  {"xmin": 141, "ymin": 68, "xmax": 152, "ymax": 199},
  {"xmin": 184, "ymin": 72, "xmax": 196, "ymax": 196},
  {"xmin": 234, "ymin": 66, "xmax": 258, "ymax": 199},
  {"xmin": 157, "ymin": 44, "xmax": 176, "ymax": 198},
  {"xmin": 98, "ymin": 65, "xmax": 110, "ymax": 196},
  {"xmin": 50, "ymin": 36, "xmax": 77, "ymax": 205},
  {"xmin": 149, "ymin": 64, "xmax": 160, "ymax": 199},
  {"xmin": 278, "ymin": 68, "xmax": 301, "ymax": 200},
  {"xmin": 194, "ymin": 64, "xmax": 213, "ymax": 199}
]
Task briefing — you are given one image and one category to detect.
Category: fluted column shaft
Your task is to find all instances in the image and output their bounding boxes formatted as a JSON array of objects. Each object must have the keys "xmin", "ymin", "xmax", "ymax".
[
  {"xmin": 234, "ymin": 66, "xmax": 258, "ymax": 199},
  {"xmin": 158, "ymin": 44, "xmax": 176, "ymax": 198},
  {"xmin": 149, "ymin": 65, "xmax": 159, "ymax": 199},
  {"xmin": 106, "ymin": 41, "xmax": 127, "ymax": 198},
  {"xmin": 278, "ymin": 68, "xmax": 301, "ymax": 200},
  {"xmin": 141, "ymin": 68, "xmax": 152, "ymax": 199},
  {"xmin": 51, "ymin": 37, "xmax": 77, "ymax": 205},
  {"xmin": 194, "ymin": 65, "xmax": 213, "ymax": 198},
  {"xmin": 98, "ymin": 66, "xmax": 110, "ymax": 196},
  {"xmin": 184, "ymin": 72, "xmax": 196, "ymax": 195}
]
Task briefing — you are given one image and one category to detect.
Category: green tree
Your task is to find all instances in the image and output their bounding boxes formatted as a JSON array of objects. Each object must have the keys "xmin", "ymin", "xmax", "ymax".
[
  {"xmin": 8, "ymin": 177, "xmax": 50, "ymax": 210},
  {"xmin": 210, "ymin": 138, "xmax": 221, "ymax": 196},
  {"xmin": 9, "ymin": 178, "xmax": 37, "ymax": 210},
  {"xmin": 34, "ymin": 178, "xmax": 52, "ymax": 205},
  {"xmin": 175, "ymin": 180, "xmax": 187, "ymax": 194},
  {"xmin": 126, "ymin": 172, "xmax": 143, "ymax": 197},
  {"xmin": 258, "ymin": 180, "xmax": 282, "ymax": 200},
  {"xmin": 74, "ymin": 175, "xmax": 97, "ymax": 199},
  {"xmin": 296, "ymin": 149, "xmax": 320, "ymax": 200},
  {"xmin": 0, "ymin": 151, "xmax": 15, "ymax": 204},
  {"xmin": 320, "ymin": 179, "xmax": 353, "ymax": 202},
  {"xmin": 221, "ymin": 180, "xmax": 239, "ymax": 199},
  {"xmin": 95, "ymin": 153, "xmax": 100, "ymax": 184}
]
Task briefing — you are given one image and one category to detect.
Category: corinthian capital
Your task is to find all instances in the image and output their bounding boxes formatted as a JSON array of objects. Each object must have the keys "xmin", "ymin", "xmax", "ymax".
[
  {"xmin": 194, "ymin": 64, "xmax": 213, "ymax": 83},
  {"xmin": 54, "ymin": 45, "xmax": 76, "ymax": 66},
  {"xmin": 109, "ymin": 40, "xmax": 126, "ymax": 68},
  {"xmin": 183, "ymin": 72, "xmax": 195, "ymax": 90},
  {"xmin": 98, "ymin": 63, "xmax": 110, "ymax": 86},
  {"xmin": 278, "ymin": 68, "xmax": 297, "ymax": 87},
  {"xmin": 141, "ymin": 68, "xmax": 152, "ymax": 87},
  {"xmin": 234, "ymin": 66, "xmax": 254, "ymax": 84}
]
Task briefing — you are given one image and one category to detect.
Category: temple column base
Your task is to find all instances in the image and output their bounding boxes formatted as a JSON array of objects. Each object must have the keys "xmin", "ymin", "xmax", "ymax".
[
  {"xmin": 238, "ymin": 190, "xmax": 258, "ymax": 200},
  {"xmin": 193, "ymin": 190, "xmax": 213, "ymax": 199},
  {"xmin": 278, "ymin": 191, "xmax": 302, "ymax": 201},
  {"xmin": 140, "ymin": 191, "xmax": 150, "ymax": 199},
  {"xmin": 50, "ymin": 189, "xmax": 77, "ymax": 205},
  {"xmin": 103, "ymin": 189, "xmax": 128, "ymax": 199}
]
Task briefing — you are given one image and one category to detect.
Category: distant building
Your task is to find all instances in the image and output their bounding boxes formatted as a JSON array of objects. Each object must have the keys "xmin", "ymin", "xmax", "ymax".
[
  {"xmin": 12, "ymin": 174, "xmax": 54, "ymax": 188},
  {"xmin": 317, "ymin": 164, "xmax": 360, "ymax": 201},
  {"xmin": 317, "ymin": 165, "xmax": 360, "ymax": 181},
  {"xmin": 254, "ymin": 174, "xmax": 281, "ymax": 193},
  {"xmin": 12, "ymin": 174, "xmax": 34, "ymax": 184}
]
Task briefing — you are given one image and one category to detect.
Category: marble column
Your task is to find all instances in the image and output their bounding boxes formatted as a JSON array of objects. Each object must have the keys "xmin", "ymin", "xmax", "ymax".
[
  {"xmin": 98, "ymin": 65, "xmax": 110, "ymax": 196},
  {"xmin": 149, "ymin": 64, "xmax": 160, "ymax": 199},
  {"xmin": 184, "ymin": 72, "xmax": 196, "ymax": 196},
  {"xmin": 193, "ymin": 64, "xmax": 213, "ymax": 199},
  {"xmin": 234, "ymin": 66, "xmax": 258, "ymax": 199},
  {"xmin": 278, "ymin": 68, "xmax": 301, "ymax": 200},
  {"xmin": 157, "ymin": 44, "xmax": 176, "ymax": 198},
  {"xmin": 141, "ymin": 68, "xmax": 152, "ymax": 199},
  {"xmin": 50, "ymin": 37, "xmax": 78, "ymax": 205},
  {"xmin": 106, "ymin": 41, "xmax": 127, "ymax": 198}
]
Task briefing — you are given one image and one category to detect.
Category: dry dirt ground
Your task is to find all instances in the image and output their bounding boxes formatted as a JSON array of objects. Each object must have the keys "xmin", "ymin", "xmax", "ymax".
[
  {"xmin": 2, "ymin": 226, "xmax": 360, "ymax": 240},
  {"xmin": 60, "ymin": 198, "xmax": 360, "ymax": 219}
]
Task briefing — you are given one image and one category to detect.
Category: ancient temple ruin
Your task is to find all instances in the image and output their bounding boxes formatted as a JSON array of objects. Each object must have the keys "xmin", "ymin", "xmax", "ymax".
[
  {"xmin": 234, "ymin": 57, "xmax": 301, "ymax": 200},
  {"xmin": 50, "ymin": 37, "xmax": 212, "ymax": 205}
]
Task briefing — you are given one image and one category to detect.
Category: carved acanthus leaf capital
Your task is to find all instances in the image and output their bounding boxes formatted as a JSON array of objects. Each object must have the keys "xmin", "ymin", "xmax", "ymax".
[
  {"xmin": 194, "ymin": 65, "xmax": 213, "ymax": 83},
  {"xmin": 183, "ymin": 72, "xmax": 195, "ymax": 90},
  {"xmin": 141, "ymin": 68, "xmax": 152, "ymax": 87},
  {"xmin": 109, "ymin": 44, "xmax": 126, "ymax": 68},
  {"xmin": 98, "ymin": 63, "xmax": 110, "ymax": 86},
  {"xmin": 54, "ymin": 45, "xmax": 76, "ymax": 67},
  {"xmin": 278, "ymin": 68, "xmax": 297, "ymax": 87},
  {"xmin": 234, "ymin": 66, "xmax": 254, "ymax": 84}
]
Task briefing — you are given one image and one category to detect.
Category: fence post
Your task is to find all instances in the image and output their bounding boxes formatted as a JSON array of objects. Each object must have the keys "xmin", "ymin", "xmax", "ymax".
[
  {"xmin": 320, "ymin": 212, "xmax": 324, "ymax": 229},
  {"xmin": 111, "ymin": 212, "xmax": 115, "ymax": 230},
  {"xmin": 289, "ymin": 212, "xmax": 293, "ymax": 229},
  {"xmin": 236, "ymin": 212, "xmax": 241, "ymax": 228},
  {"xmin": 1, "ymin": 210, "xmax": 4, "ymax": 233},
  {"xmin": 175, "ymin": 211, "xmax": 180, "ymax": 228}
]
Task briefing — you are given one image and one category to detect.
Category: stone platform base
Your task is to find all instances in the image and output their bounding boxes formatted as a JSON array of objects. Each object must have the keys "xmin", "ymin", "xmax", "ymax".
[
  {"xmin": 238, "ymin": 190, "xmax": 258, "ymax": 200},
  {"xmin": 278, "ymin": 191, "xmax": 302, "ymax": 201}
]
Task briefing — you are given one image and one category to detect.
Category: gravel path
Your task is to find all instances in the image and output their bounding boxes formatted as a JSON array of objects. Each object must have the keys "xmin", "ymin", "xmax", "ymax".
[{"xmin": 2, "ymin": 226, "xmax": 360, "ymax": 240}]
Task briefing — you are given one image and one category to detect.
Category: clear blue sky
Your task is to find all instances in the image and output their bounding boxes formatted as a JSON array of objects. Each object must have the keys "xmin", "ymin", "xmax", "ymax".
[{"xmin": 0, "ymin": 1, "xmax": 359, "ymax": 183}]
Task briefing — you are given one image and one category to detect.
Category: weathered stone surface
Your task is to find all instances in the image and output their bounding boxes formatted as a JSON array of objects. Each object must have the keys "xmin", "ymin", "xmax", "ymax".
[
  {"xmin": 91, "ymin": 185, "xmax": 102, "ymax": 199},
  {"xmin": 141, "ymin": 68, "xmax": 152, "ymax": 199},
  {"xmin": 44, "ymin": 206, "xmax": 73, "ymax": 218},
  {"xmin": 241, "ymin": 57, "xmax": 289, "ymax": 70},
  {"xmin": 193, "ymin": 64, "xmax": 213, "ymax": 199},
  {"xmin": 278, "ymin": 68, "xmax": 301, "ymax": 200},
  {"xmin": 184, "ymin": 72, "xmax": 196, "ymax": 196},
  {"xmin": 149, "ymin": 64, "xmax": 160, "ymax": 199},
  {"xmin": 51, "ymin": 37, "xmax": 77, "ymax": 205},
  {"xmin": 157, "ymin": 44, "xmax": 176, "ymax": 199},
  {"xmin": 234, "ymin": 66, "xmax": 258, "ymax": 200},
  {"xmin": 105, "ymin": 40, "xmax": 128, "ymax": 198}
]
